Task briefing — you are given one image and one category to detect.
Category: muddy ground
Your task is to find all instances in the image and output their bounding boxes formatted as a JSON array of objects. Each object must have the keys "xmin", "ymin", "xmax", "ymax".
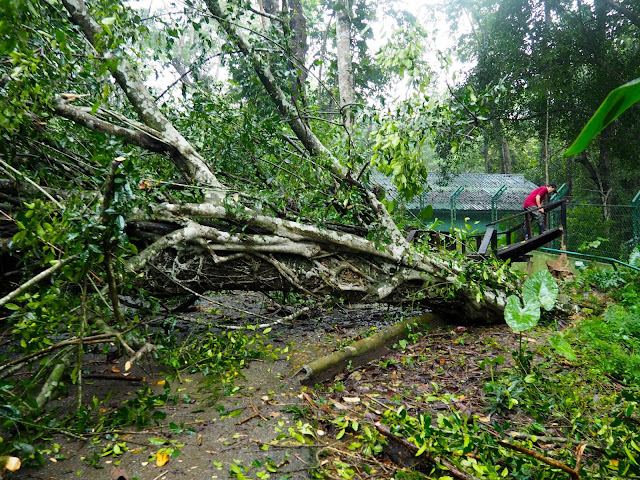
[{"xmin": 8, "ymin": 292, "xmax": 527, "ymax": 480}]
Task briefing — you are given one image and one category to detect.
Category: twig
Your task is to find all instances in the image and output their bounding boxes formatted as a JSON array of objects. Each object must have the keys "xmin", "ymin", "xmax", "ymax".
[
  {"xmin": 237, "ymin": 397, "xmax": 267, "ymax": 425},
  {"xmin": 151, "ymin": 470, "xmax": 168, "ymax": 480},
  {"xmin": 575, "ymin": 443, "xmax": 587, "ymax": 472},
  {"xmin": 498, "ymin": 440, "xmax": 581, "ymax": 480},
  {"xmin": 0, "ymin": 333, "xmax": 116, "ymax": 376},
  {"xmin": 0, "ymin": 157, "xmax": 64, "ymax": 209},
  {"xmin": 149, "ymin": 263, "xmax": 323, "ymax": 329},
  {"xmin": 84, "ymin": 373, "xmax": 146, "ymax": 381},
  {"xmin": 124, "ymin": 342, "xmax": 156, "ymax": 372},
  {"xmin": 507, "ymin": 431, "xmax": 601, "ymax": 451},
  {"xmin": 254, "ymin": 253, "xmax": 315, "ymax": 296},
  {"xmin": 77, "ymin": 281, "xmax": 87, "ymax": 411},
  {"xmin": 101, "ymin": 157, "xmax": 126, "ymax": 326}
]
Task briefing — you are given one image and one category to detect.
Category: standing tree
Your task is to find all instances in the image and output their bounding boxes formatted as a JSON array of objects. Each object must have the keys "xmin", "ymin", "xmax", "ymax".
[{"xmin": 447, "ymin": 0, "xmax": 640, "ymax": 207}]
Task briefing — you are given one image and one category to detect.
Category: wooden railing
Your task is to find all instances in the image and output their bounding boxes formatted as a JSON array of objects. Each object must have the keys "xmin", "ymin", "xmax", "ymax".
[
  {"xmin": 406, "ymin": 198, "xmax": 568, "ymax": 261},
  {"xmin": 485, "ymin": 198, "xmax": 568, "ymax": 242}
]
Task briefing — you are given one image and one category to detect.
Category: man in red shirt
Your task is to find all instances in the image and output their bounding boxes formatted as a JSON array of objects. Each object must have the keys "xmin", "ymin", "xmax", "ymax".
[{"xmin": 522, "ymin": 183, "xmax": 556, "ymax": 239}]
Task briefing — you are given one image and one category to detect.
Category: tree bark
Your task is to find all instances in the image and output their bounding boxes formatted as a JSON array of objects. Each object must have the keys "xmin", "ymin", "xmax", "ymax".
[
  {"xmin": 335, "ymin": 0, "xmax": 356, "ymax": 129},
  {"xmin": 61, "ymin": 0, "xmax": 225, "ymax": 204},
  {"xmin": 288, "ymin": 0, "xmax": 308, "ymax": 103}
]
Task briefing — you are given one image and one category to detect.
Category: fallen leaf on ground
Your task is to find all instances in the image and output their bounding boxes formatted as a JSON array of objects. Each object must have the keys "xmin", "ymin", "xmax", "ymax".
[
  {"xmin": 342, "ymin": 396, "xmax": 361, "ymax": 404},
  {"xmin": 2, "ymin": 457, "xmax": 21, "ymax": 472},
  {"xmin": 110, "ymin": 465, "xmax": 130, "ymax": 480},
  {"xmin": 156, "ymin": 450, "xmax": 169, "ymax": 466}
]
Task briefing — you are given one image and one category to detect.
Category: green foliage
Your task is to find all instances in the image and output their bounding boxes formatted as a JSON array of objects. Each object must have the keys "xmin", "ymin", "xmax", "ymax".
[
  {"xmin": 155, "ymin": 327, "xmax": 286, "ymax": 398},
  {"xmin": 504, "ymin": 270, "xmax": 576, "ymax": 372},
  {"xmin": 505, "ymin": 271, "xmax": 558, "ymax": 333},
  {"xmin": 375, "ymin": 27, "xmax": 428, "ymax": 88},
  {"xmin": 504, "ymin": 295, "xmax": 541, "ymax": 333},
  {"xmin": 522, "ymin": 270, "xmax": 559, "ymax": 312},
  {"xmin": 483, "ymin": 377, "xmax": 523, "ymax": 415},
  {"xmin": 548, "ymin": 335, "xmax": 578, "ymax": 362},
  {"xmin": 576, "ymin": 266, "xmax": 640, "ymax": 312},
  {"xmin": 565, "ymin": 78, "xmax": 640, "ymax": 157},
  {"xmin": 570, "ymin": 307, "xmax": 640, "ymax": 384}
]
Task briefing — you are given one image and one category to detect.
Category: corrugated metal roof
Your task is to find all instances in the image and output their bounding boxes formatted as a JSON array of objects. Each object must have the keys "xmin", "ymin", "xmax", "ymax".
[{"xmin": 369, "ymin": 171, "xmax": 540, "ymax": 211}]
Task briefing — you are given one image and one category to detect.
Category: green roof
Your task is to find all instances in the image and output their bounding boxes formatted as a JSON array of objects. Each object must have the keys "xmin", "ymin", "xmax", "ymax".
[{"xmin": 370, "ymin": 172, "xmax": 540, "ymax": 211}]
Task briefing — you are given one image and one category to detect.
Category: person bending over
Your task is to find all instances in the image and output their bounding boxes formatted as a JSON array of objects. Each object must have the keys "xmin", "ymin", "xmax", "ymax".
[{"xmin": 522, "ymin": 183, "xmax": 556, "ymax": 239}]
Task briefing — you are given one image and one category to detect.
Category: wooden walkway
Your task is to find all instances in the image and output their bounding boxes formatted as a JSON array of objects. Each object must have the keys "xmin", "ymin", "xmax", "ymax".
[
  {"xmin": 470, "ymin": 227, "xmax": 563, "ymax": 262},
  {"xmin": 406, "ymin": 199, "xmax": 568, "ymax": 263}
]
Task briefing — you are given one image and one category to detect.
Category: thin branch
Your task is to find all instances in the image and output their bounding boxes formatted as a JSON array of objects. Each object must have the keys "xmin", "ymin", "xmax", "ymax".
[
  {"xmin": 0, "ymin": 157, "xmax": 64, "ymax": 209},
  {"xmin": 375, "ymin": 422, "xmax": 481, "ymax": 480},
  {"xmin": 498, "ymin": 440, "xmax": 581, "ymax": 480},
  {"xmin": 248, "ymin": 6, "xmax": 284, "ymax": 23},
  {"xmin": 35, "ymin": 349, "xmax": 73, "ymax": 409},
  {"xmin": 101, "ymin": 157, "xmax": 126, "ymax": 326},
  {"xmin": 0, "ymin": 255, "xmax": 78, "ymax": 308},
  {"xmin": 0, "ymin": 333, "xmax": 117, "ymax": 376}
]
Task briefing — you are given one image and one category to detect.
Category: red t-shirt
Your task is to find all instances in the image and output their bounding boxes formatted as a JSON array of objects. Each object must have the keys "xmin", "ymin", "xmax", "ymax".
[{"xmin": 524, "ymin": 186, "xmax": 549, "ymax": 208}]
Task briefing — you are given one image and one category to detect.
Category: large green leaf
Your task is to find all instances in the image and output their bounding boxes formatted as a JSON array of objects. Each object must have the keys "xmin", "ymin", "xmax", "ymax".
[
  {"xmin": 522, "ymin": 270, "xmax": 558, "ymax": 311},
  {"xmin": 564, "ymin": 78, "xmax": 640, "ymax": 157},
  {"xmin": 629, "ymin": 247, "xmax": 640, "ymax": 268},
  {"xmin": 504, "ymin": 295, "xmax": 540, "ymax": 333},
  {"xmin": 549, "ymin": 335, "xmax": 578, "ymax": 362}
]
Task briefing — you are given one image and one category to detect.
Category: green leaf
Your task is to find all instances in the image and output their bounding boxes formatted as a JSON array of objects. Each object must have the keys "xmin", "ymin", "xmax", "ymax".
[
  {"xmin": 417, "ymin": 205, "xmax": 433, "ymax": 222},
  {"xmin": 504, "ymin": 295, "xmax": 540, "ymax": 332},
  {"xmin": 522, "ymin": 270, "xmax": 558, "ymax": 311},
  {"xmin": 629, "ymin": 247, "xmax": 640, "ymax": 267},
  {"xmin": 549, "ymin": 335, "xmax": 578, "ymax": 362},
  {"xmin": 4, "ymin": 303, "xmax": 20, "ymax": 310},
  {"xmin": 148, "ymin": 437, "xmax": 167, "ymax": 446},
  {"xmin": 564, "ymin": 78, "xmax": 640, "ymax": 157},
  {"xmin": 0, "ymin": 404, "xmax": 22, "ymax": 420}
]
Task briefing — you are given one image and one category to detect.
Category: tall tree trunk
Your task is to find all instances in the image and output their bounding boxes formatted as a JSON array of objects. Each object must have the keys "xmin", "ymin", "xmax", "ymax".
[
  {"xmin": 598, "ymin": 134, "xmax": 613, "ymax": 220},
  {"xmin": 262, "ymin": 0, "xmax": 278, "ymax": 15},
  {"xmin": 335, "ymin": 0, "xmax": 356, "ymax": 129},
  {"xmin": 288, "ymin": 0, "xmax": 308, "ymax": 105},
  {"xmin": 497, "ymin": 122, "xmax": 512, "ymax": 174},
  {"xmin": 543, "ymin": 93, "xmax": 550, "ymax": 184},
  {"xmin": 500, "ymin": 136, "xmax": 511, "ymax": 174}
]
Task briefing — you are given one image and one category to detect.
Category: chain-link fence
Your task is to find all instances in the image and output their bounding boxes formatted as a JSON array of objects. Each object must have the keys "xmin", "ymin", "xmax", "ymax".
[{"xmin": 549, "ymin": 203, "xmax": 639, "ymax": 262}]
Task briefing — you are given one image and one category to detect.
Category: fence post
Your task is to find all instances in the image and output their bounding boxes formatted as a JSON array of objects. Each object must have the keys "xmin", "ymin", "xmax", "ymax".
[
  {"xmin": 549, "ymin": 183, "xmax": 567, "ymax": 249},
  {"xmin": 633, "ymin": 190, "xmax": 640, "ymax": 248},
  {"xmin": 561, "ymin": 200, "xmax": 567, "ymax": 249},
  {"xmin": 491, "ymin": 185, "xmax": 507, "ymax": 223},
  {"xmin": 450, "ymin": 186, "xmax": 464, "ymax": 224}
]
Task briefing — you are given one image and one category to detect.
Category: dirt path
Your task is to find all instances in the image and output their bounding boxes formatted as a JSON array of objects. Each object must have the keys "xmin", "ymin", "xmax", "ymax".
[{"xmin": 11, "ymin": 294, "xmax": 420, "ymax": 480}]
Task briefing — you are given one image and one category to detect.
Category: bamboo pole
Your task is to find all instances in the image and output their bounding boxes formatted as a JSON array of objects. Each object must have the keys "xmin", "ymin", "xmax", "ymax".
[{"xmin": 295, "ymin": 313, "xmax": 448, "ymax": 384}]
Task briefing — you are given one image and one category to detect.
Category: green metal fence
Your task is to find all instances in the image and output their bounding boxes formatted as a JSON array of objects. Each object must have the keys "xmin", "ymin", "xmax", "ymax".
[
  {"xmin": 550, "ymin": 202, "xmax": 639, "ymax": 262},
  {"xmin": 377, "ymin": 171, "xmax": 640, "ymax": 262}
]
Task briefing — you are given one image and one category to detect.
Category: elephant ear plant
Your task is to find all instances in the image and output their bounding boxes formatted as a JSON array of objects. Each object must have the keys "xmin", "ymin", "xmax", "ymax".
[{"xmin": 504, "ymin": 270, "xmax": 576, "ymax": 372}]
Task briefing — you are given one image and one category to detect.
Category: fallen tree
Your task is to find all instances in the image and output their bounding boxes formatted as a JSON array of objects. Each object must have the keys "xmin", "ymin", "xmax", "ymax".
[{"xmin": 0, "ymin": 0, "xmax": 520, "ymax": 424}]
